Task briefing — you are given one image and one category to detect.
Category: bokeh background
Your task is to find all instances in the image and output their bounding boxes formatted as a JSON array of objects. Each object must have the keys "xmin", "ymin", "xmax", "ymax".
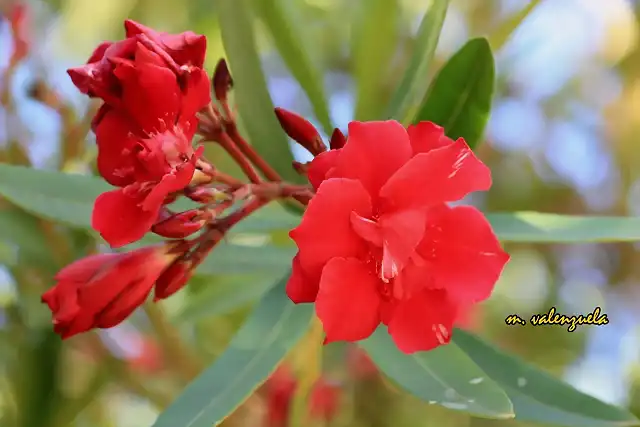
[{"xmin": 1, "ymin": 0, "xmax": 640, "ymax": 426}]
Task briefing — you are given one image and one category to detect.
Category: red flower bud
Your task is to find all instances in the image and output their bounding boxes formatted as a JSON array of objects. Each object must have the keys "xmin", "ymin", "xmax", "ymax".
[
  {"xmin": 154, "ymin": 259, "xmax": 192, "ymax": 300},
  {"xmin": 329, "ymin": 128, "xmax": 346, "ymax": 150},
  {"xmin": 152, "ymin": 209, "xmax": 206, "ymax": 238},
  {"xmin": 185, "ymin": 187, "xmax": 230, "ymax": 204},
  {"xmin": 213, "ymin": 59, "xmax": 233, "ymax": 102},
  {"xmin": 309, "ymin": 379, "xmax": 341, "ymax": 422},
  {"xmin": 274, "ymin": 107, "xmax": 326, "ymax": 156}
]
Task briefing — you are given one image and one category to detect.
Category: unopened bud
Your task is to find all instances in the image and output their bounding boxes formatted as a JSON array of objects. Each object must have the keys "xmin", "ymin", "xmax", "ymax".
[
  {"xmin": 212, "ymin": 59, "xmax": 233, "ymax": 102},
  {"xmin": 189, "ymin": 168, "xmax": 214, "ymax": 186},
  {"xmin": 152, "ymin": 210, "xmax": 206, "ymax": 238},
  {"xmin": 154, "ymin": 259, "xmax": 192, "ymax": 300},
  {"xmin": 329, "ymin": 128, "xmax": 346, "ymax": 150},
  {"xmin": 185, "ymin": 187, "xmax": 230, "ymax": 204},
  {"xmin": 274, "ymin": 107, "xmax": 326, "ymax": 156},
  {"xmin": 292, "ymin": 161, "xmax": 309, "ymax": 175}
]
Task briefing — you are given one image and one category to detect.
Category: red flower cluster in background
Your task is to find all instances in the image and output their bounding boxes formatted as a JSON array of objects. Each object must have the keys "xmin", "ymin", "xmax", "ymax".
[
  {"xmin": 40, "ymin": 19, "xmax": 508, "ymax": 356},
  {"xmin": 263, "ymin": 365, "xmax": 341, "ymax": 427},
  {"xmin": 278, "ymin": 113, "xmax": 510, "ymax": 354}
]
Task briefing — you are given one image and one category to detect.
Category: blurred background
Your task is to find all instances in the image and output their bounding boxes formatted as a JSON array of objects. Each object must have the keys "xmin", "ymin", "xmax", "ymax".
[{"xmin": 2, "ymin": 0, "xmax": 640, "ymax": 426}]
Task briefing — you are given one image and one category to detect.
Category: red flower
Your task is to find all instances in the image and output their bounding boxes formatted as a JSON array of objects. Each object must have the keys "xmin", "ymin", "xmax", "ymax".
[
  {"xmin": 41, "ymin": 243, "xmax": 187, "ymax": 339},
  {"xmin": 68, "ymin": 22, "xmax": 211, "ymax": 247},
  {"xmin": 264, "ymin": 365, "xmax": 297, "ymax": 427},
  {"xmin": 7, "ymin": 2, "xmax": 29, "ymax": 65},
  {"xmin": 287, "ymin": 120, "xmax": 509, "ymax": 353},
  {"xmin": 308, "ymin": 379, "xmax": 341, "ymax": 422}
]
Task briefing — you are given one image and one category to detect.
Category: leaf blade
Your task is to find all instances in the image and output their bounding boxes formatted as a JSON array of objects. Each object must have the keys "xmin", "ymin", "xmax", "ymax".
[
  {"xmin": 414, "ymin": 37, "xmax": 495, "ymax": 149},
  {"xmin": 152, "ymin": 275, "xmax": 314, "ymax": 427},
  {"xmin": 217, "ymin": 0, "xmax": 301, "ymax": 183},
  {"xmin": 386, "ymin": 0, "xmax": 450, "ymax": 123},
  {"xmin": 360, "ymin": 328, "xmax": 514, "ymax": 419},
  {"xmin": 453, "ymin": 329, "xmax": 640, "ymax": 427}
]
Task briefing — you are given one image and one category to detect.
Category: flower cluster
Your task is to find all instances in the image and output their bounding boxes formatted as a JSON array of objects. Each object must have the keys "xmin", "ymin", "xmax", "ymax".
[
  {"xmin": 278, "ymin": 111, "xmax": 510, "ymax": 353},
  {"xmin": 41, "ymin": 19, "xmax": 508, "ymax": 355}
]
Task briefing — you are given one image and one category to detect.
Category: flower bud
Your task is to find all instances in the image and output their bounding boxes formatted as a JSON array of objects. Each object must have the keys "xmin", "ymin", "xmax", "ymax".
[
  {"xmin": 212, "ymin": 59, "xmax": 233, "ymax": 102},
  {"xmin": 152, "ymin": 209, "xmax": 206, "ymax": 238},
  {"xmin": 274, "ymin": 107, "xmax": 326, "ymax": 156},
  {"xmin": 154, "ymin": 259, "xmax": 192, "ymax": 300},
  {"xmin": 329, "ymin": 128, "xmax": 346, "ymax": 150},
  {"xmin": 185, "ymin": 187, "xmax": 230, "ymax": 204}
]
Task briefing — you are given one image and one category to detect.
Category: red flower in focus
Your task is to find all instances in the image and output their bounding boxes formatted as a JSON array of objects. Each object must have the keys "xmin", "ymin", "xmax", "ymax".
[
  {"xmin": 42, "ymin": 243, "xmax": 187, "ymax": 339},
  {"xmin": 287, "ymin": 120, "xmax": 509, "ymax": 353},
  {"xmin": 67, "ymin": 20, "xmax": 211, "ymax": 247}
]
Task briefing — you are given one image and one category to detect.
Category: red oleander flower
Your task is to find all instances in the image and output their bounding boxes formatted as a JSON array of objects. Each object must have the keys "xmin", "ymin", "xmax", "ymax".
[
  {"xmin": 67, "ymin": 21, "xmax": 211, "ymax": 247},
  {"xmin": 41, "ymin": 243, "xmax": 186, "ymax": 339},
  {"xmin": 308, "ymin": 379, "xmax": 341, "ymax": 422},
  {"xmin": 287, "ymin": 120, "xmax": 509, "ymax": 353}
]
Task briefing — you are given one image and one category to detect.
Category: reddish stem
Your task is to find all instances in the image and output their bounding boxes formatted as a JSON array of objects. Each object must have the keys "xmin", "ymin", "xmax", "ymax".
[
  {"xmin": 216, "ymin": 132, "xmax": 263, "ymax": 183},
  {"xmin": 225, "ymin": 123, "xmax": 282, "ymax": 182}
]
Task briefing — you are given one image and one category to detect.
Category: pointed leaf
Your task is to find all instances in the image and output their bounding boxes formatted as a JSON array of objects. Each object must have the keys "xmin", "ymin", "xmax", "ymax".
[
  {"xmin": 414, "ymin": 37, "xmax": 495, "ymax": 150},
  {"xmin": 360, "ymin": 328, "xmax": 514, "ymax": 419},
  {"xmin": 454, "ymin": 329, "xmax": 640, "ymax": 427},
  {"xmin": 152, "ymin": 275, "xmax": 314, "ymax": 427},
  {"xmin": 386, "ymin": 0, "xmax": 449, "ymax": 123},
  {"xmin": 217, "ymin": 0, "xmax": 301, "ymax": 183},
  {"xmin": 251, "ymin": 0, "xmax": 332, "ymax": 134},
  {"xmin": 351, "ymin": 0, "xmax": 400, "ymax": 121}
]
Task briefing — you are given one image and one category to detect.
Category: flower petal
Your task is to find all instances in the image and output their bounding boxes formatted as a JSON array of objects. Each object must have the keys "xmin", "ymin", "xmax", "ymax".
[
  {"xmin": 329, "ymin": 121, "xmax": 412, "ymax": 198},
  {"xmin": 286, "ymin": 253, "xmax": 319, "ymax": 303},
  {"xmin": 290, "ymin": 178, "xmax": 372, "ymax": 282},
  {"xmin": 92, "ymin": 188, "xmax": 157, "ymax": 247},
  {"xmin": 387, "ymin": 289, "xmax": 457, "ymax": 354},
  {"xmin": 316, "ymin": 258, "xmax": 381, "ymax": 343},
  {"xmin": 380, "ymin": 138, "xmax": 491, "ymax": 211},
  {"xmin": 407, "ymin": 121, "xmax": 452, "ymax": 154},
  {"xmin": 94, "ymin": 109, "xmax": 141, "ymax": 186},
  {"xmin": 307, "ymin": 149, "xmax": 342, "ymax": 190},
  {"xmin": 416, "ymin": 204, "xmax": 510, "ymax": 304}
]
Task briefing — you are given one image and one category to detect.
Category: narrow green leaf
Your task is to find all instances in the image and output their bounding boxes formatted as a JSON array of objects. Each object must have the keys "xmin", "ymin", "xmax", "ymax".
[
  {"xmin": 360, "ymin": 328, "xmax": 514, "ymax": 419},
  {"xmin": 351, "ymin": 0, "xmax": 400, "ymax": 121},
  {"xmin": 486, "ymin": 212, "xmax": 640, "ymax": 243},
  {"xmin": 176, "ymin": 274, "xmax": 276, "ymax": 321},
  {"xmin": 5, "ymin": 166, "xmax": 640, "ymax": 244},
  {"xmin": 197, "ymin": 242, "xmax": 295, "ymax": 276},
  {"xmin": 386, "ymin": 0, "xmax": 450, "ymax": 123},
  {"xmin": 454, "ymin": 329, "xmax": 640, "ymax": 427},
  {"xmin": 251, "ymin": 0, "xmax": 332, "ymax": 134},
  {"xmin": 0, "ymin": 207, "xmax": 53, "ymax": 266},
  {"xmin": 414, "ymin": 37, "xmax": 495, "ymax": 150},
  {"xmin": 217, "ymin": 0, "xmax": 301, "ymax": 183},
  {"xmin": 487, "ymin": 0, "xmax": 541, "ymax": 51},
  {"xmin": 152, "ymin": 275, "xmax": 314, "ymax": 427}
]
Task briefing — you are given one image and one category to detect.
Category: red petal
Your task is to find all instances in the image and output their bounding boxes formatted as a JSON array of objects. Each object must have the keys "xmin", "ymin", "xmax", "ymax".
[
  {"xmin": 329, "ymin": 121, "xmax": 412, "ymax": 198},
  {"xmin": 92, "ymin": 188, "xmax": 157, "ymax": 247},
  {"xmin": 115, "ymin": 57, "xmax": 181, "ymax": 133},
  {"xmin": 286, "ymin": 253, "xmax": 319, "ymax": 303},
  {"xmin": 416, "ymin": 204, "xmax": 510, "ymax": 304},
  {"xmin": 378, "ymin": 209, "xmax": 427, "ymax": 282},
  {"xmin": 180, "ymin": 67, "xmax": 211, "ymax": 120},
  {"xmin": 387, "ymin": 289, "xmax": 456, "ymax": 354},
  {"xmin": 407, "ymin": 121, "xmax": 452, "ymax": 154},
  {"xmin": 88, "ymin": 41, "xmax": 113, "ymax": 64},
  {"xmin": 307, "ymin": 149, "xmax": 341, "ymax": 190},
  {"xmin": 94, "ymin": 109, "xmax": 140, "ymax": 186},
  {"xmin": 94, "ymin": 276, "xmax": 155, "ymax": 328},
  {"xmin": 54, "ymin": 253, "xmax": 120, "ymax": 282},
  {"xmin": 380, "ymin": 138, "xmax": 492, "ymax": 211},
  {"xmin": 316, "ymin": 258, "xmax": 381, "ymax": 343},
  {"xmin": 290, "ymin": 178, "xmax": 372, "ymax": 282}
]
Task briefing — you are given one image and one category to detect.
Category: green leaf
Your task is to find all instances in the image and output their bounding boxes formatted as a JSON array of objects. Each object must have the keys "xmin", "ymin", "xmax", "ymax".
[
  {"xmin": 453, "ymin": 329, "xmax": 640, "ymax": 427},
  {"xmin": 152, "ymin": 274, "xmax": 314, "ymax": 427},
  {"xmin": 486, "ymin": 212, "xmax": 640, "ymax": 243},
  {"xmin": 360, "ymin": 328, "xmax": 514, "ymax": 419},
  {"xmin": 6, "ymin": 165, "xmax": 640, "ymax": 245},
  {"xmin": 351, "ymin": 0, "xmax": 400, "ymax": 121},
  {"xmin": 251, "ymin": 0, "xmax": 332, "ymax": 134},
  {"xmin": 0, "ymin": 207, "xmax": 53, "ymax": 266},
  {"xmin": 414, "ymin": 37, "xmax": 495, "ymax": 150},
  {"xmin": 176, "ymin": 274, "xmax": 276, "ymax": 321},
  {"xmin": 386, "ymin": 0, "xmax": 449, "ymax": 124},
  {"xmin": 217, "ymin": 0, "xmax": 301, "ymax": 183},
  {"xmin": 196, "ymin": 242, "xmax": 295, "ymax": 277}
]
